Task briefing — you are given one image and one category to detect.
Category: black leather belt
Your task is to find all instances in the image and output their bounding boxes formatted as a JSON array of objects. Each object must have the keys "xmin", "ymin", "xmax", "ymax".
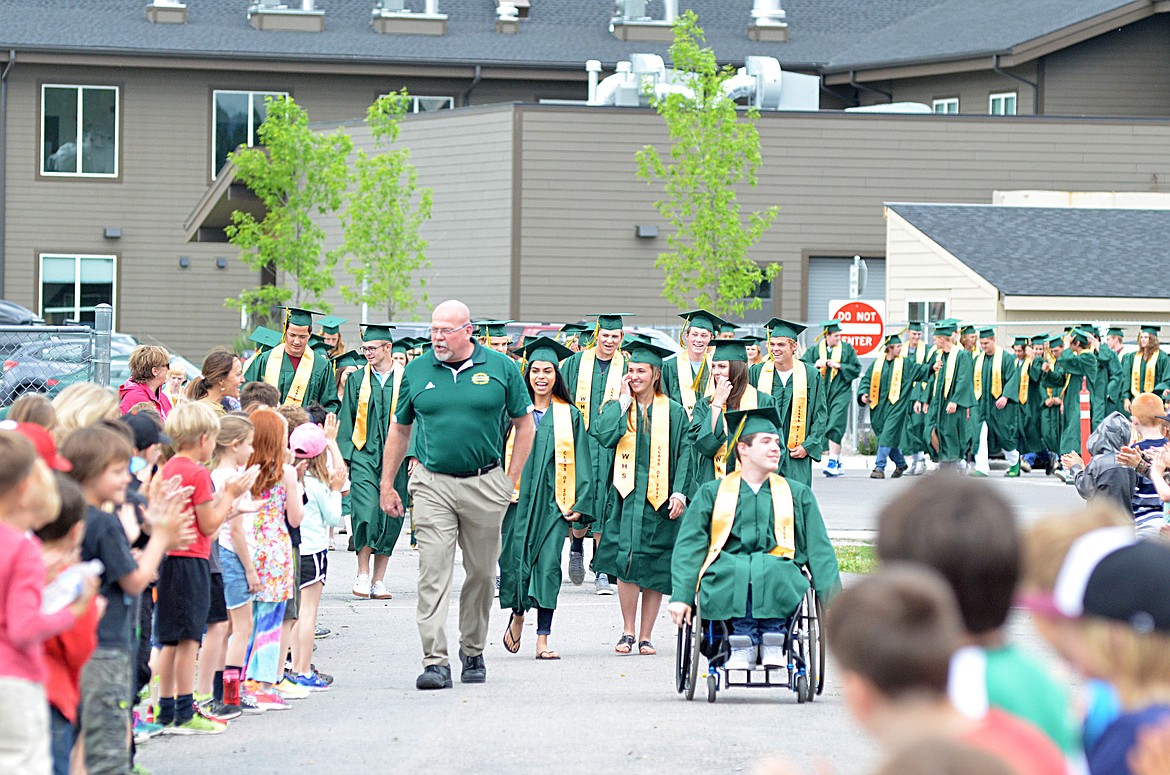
[{"xmin": 446, "ymin": 461, "xmax": 501, "ymax": 479}]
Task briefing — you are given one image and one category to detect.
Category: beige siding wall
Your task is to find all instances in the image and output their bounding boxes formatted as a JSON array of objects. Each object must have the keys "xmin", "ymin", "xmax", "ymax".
[
  {"xmin": 1042, "ymin": 13, "xmax": 1170, "ymax": 118},
  {"xmin": 859, "ymin": 65, "xmax": 1039, "ymax": 115}
]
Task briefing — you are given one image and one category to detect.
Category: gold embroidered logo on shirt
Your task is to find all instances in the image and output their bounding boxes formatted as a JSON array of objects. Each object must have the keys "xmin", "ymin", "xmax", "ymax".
[{"xmin": 471, "ymin": 372, "xmax": 490, "ymax": 385}]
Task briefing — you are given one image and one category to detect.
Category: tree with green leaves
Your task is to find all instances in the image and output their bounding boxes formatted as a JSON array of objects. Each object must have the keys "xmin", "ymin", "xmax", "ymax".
[
  {"xmin": 333, "ymin": 92, "xmax": 433, "ymax": 320},
  {"xmin": 635, "ymin": 10, "xmax": 780, "ymax": 318},
  {"xmin": 225, "ymin": 95, "xmax": 353, "ymax": 318}
]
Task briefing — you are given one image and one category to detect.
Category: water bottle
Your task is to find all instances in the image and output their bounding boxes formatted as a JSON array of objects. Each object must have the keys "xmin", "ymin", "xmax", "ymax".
[{"xmin": 41, "ymin": 559, "xmax": 105, "ymax": 615}]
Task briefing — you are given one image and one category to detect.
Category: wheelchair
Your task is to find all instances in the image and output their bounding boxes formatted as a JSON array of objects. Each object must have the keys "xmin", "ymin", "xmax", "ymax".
[{"xmin": 675, "ymin": 569, "xmax": 824, "ymax": 704}]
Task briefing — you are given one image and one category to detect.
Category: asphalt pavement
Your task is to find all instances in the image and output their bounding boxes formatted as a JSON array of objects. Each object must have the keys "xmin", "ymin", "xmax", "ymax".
[{"xmin": 138, "ymin": 465, "xmax": 1084, "ymax": 775}]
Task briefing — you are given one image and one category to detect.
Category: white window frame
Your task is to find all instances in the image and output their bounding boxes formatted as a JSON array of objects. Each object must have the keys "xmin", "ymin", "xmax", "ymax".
[
  {"xmin": 40, "ymin": 84, "xmax": 120, "ymax": 178},
  {"xmin": 211, "ymin": 89, "xmax": 289, "ymax": 178},
  {"xmin": 932, "ymin": 98, "xmax": 959, "ymax": 114},
  {"xmin": 37, "ymin": 254, "xmax": 118, "ymax": 328},
  {"xmin": 378, "ymin": 94, "xmax": 456, "ymax": 113},
  {"xmin": 906, "ymin": 299, "xmax": 949, "ymax": 328},
  {"xmin": 989, "ymin": 92, "xmax": 1017, "ymax": 115}
]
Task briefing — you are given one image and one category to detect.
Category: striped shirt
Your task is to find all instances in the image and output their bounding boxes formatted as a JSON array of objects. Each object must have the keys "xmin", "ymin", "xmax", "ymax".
[{"xmin": 1132, "ymin": 437, "xmax": 1168, "ymax": 527}]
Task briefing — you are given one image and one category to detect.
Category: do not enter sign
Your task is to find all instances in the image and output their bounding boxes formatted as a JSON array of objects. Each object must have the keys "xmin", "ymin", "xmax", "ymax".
[{"xmin": 828, "ymin": 299, "xmax": 885, "ymax": 357}]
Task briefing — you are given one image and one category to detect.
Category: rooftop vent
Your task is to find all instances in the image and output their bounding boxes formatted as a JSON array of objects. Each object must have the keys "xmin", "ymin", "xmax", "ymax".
[
  {"xmin": 372, "ymin": 0, "xmax": 448, "ymax": 36},
  {"xmin": 146, "ymin": 0, "xmax": 188, "ymax": 24},
  {"xmin": 748, "ymin": 0, "xmax": 788, "ymax": 42},
  {"xmin": 248, "ymin": 0, "xmax": 326, "ymax": 32},
  {"xmin": 495, "ymin": 0, "xmax": 529, "ymax": 19},
  {"xmin": 610, "ymin": 0, "xmax": 676, "ymax": 42},
  {"xmin": 496, "ymin": 2, "xmax": 520, "ymax": 33}
]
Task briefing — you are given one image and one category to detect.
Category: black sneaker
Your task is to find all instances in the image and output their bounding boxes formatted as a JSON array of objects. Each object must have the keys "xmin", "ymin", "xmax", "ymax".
[
  {"xmin": 416, "ymin": 664, "xmax": 453, "ymax": 690},
  {"xmin": 459, "ymin": 648, "xmax": 486, "ymax": 684}
]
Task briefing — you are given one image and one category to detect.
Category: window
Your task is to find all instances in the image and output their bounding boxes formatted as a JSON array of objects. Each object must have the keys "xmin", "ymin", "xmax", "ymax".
[
  {"xmin": 409, "ymin": 95, "xmax": 454, "ymax": 113},
  {"xmin": 750, "ymin": 277, "xmax": 773, "ymax": 303},
  {"xmin": 41, "ymin": 85, "xmax": 119, "ymax": 177},
  {"xmin": 932, "ymin": 98, "xmax": 958, "ymax": 114},
  {"xmin": 212, "ymin": 90, "xmax": 288, "ymax": 177},
  {"xmin": 907, "ymin": 300, "xmax": 948, "ymax": 327},
  {"xmin": 39, "ymin": 254, "xmax": 117, "ymax": 326},
  {"xmin": 989, "ymin": 92, "xmax": 1017, "ymax": 115}
]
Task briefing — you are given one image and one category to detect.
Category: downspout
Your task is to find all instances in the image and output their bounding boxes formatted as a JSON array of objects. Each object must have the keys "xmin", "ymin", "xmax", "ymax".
[
  {"xmin": 993, "ymin": 53, "xmax": 1039, "ymax": 114},
  {"xmin": 0, "ymin": 50, "xmax": 14, "ymax": 298},
  {"xmin": 849, "ymin": 69, "xmax": 892, "ymax": 105},
  {"xmin": 462, "ymin": 64, "xmax": 482, "ymax": 107}
]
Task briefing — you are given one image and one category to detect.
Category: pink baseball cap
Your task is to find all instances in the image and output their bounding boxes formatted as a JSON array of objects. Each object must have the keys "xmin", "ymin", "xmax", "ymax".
[
  {"xmin": 289, "ymin": 423, "xmax": 327, "ymax": 459},
  {"xmin": 0, "ymin": 421, "xmax": 72, "ymax": 471}
]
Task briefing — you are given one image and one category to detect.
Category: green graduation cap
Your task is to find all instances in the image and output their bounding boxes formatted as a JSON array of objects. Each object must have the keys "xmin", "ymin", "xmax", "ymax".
[
  {"xmin": 249, "ymin": 326, "xmax": 282, "ymax": 352},
  {"xmin": 391, "ymin": 340, "xmax": 411, "ymax": 355},
  {"xmin": 960, "ymin": 324, "xmax": 978, "ymax": 336},
  {"xmin": 1080, "ymin": 323, "xmax": 1099, "ymax": 336},
  {"xmin": 360, "ymin": 323, "xmax": 396, "ymax": 343},
  {"xmin": 559, "ymin": 322, "xmax": 589, "ymax": 336},
  {"xmin": 521, "ymin": 336, "xmax": 573, "ymax": 366},
  {"xmin": 820, "ymin": 319, "xmax": 843, "ymax": 334},
  {"xmin": 977, "ymin": 327, "xmax": 996, "ymax": 339},
  {"xmin": 621, "ymin": 333, "xmax": 652, "ymax": 349},
  {"xmin": 335, "ymin": 350, "xmax": 366, "ymax": 370},
  {"xmin": 1012, "ymin": 336, "xmax": 1030, "ymax": 348},
  {"xmin": 883, "ymin": 334, "xmax": 903, "ymax": 348},
  {"xmin": 308, "ymin": 334, "xmax": 332, "ymax": 357},
  {"xmin": 679, "ymin": 310, "xmax": 730, "ymax": 333},
  {"xmin": 724, "ymin": 406, "xmax": 783, "ymax": 440},
  {"xmin": 477, "ymin": 320, "xmax": 513, "ymax": 339},
  {"xmin": 907, "ymin": 321, "xmax": 924, "ymax": 333},
  {"xmin": 764, "ymin": 318, "xmax": 806, "ymax": 340},
  {"xmin": 711, "ymin": 338, "xmax": 752, "ymax": 363},
  {"xmin": 719, "ymin": 322, "xmax": 738, "ymax": 336},
  {"xmin": 590, "ymin": 313, "xmax": 632, "ymax": 331},
  {"xmin": 317, "ymin": 315, "xmax": 347, "ymax": 336},
  {"xmin": 1107, "ymin": 327, "xmax": 1126, "ymax": 338},
  {"xmin": 1030, "ymin": 332, "xmax": 1049, "ymax": 344},
  {"xmin": 1142, "ymin": 324, "xmax": 1162, "ymax": 336},
  {"xmin": 1069, "ymin": 328, "xmax": 1092, "ymax": 347},
  {"xmin": 1047, "ymin": 334, "xmax": 1065, "ymax": 348},
  {"xmin": 933, "ymin": 321, "xmax": 958, "ymax": 337},
  {"xmin": 623, "ymin": 339, "xmax": 672, "ymax": 368},
  {"xmin": 282, "ymin": 306, "xmax": 322, "ymax": 329}
]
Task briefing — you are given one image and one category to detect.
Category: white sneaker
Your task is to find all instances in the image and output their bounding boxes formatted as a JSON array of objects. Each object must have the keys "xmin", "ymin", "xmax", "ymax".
[
  {"xmin": 352, "ymin": 574, "xmax": 371, "ymax": 598},
  {"xmin": 724, "ymin": 635, "xmax": 756, "ymax": 670},
  {"xmin": 369, "ymin": 580, "xmax": 392, "ymax": 600},
  {"xmin": 911, "ymin": 460, "xmax": 927, "ymax": 476},
  {"xmin": 594, "ymin": 573, "xmax": 615, "ymax": 595},
  {"xmin": 760, "ymin": 632, "xmax": 786, "ymax": 668}
]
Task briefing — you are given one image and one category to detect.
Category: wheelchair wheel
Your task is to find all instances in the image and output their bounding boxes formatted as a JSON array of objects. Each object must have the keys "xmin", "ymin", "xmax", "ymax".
[
  {"xmin": 800, "ymin": 586, "xmax": 821, "ymax": 703},
  {"xmin": 706, "ymin": 673, "xmax": 718, "ymax": 703},
  {"xmin": 813, "ymin": 591, "xmax": 826, "ymax": 696},
  {"xmin": 686, "ymin": 603, "xmax": 703, "ymax": 700},
  {"xmin": 675, "ymin": 621, "xmax": 690, "ymax": 694},
  {"xmin": 796, "ymin": 674, "xmax": 808, "ymax": 704}
]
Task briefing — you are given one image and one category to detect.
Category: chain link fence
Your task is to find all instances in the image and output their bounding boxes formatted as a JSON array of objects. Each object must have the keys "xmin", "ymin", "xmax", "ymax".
[{"xmin": 0, "ymin": 303, "xmax": 114, "ymax": 408}]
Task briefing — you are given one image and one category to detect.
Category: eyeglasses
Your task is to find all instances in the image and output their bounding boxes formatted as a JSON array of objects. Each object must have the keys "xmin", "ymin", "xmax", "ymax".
[
  {"xmin": 360, "ymin": 344, "xmax": 387, "ymax": 354},
  {"xmin": 429, "ymin": 324, "xmax": 470, "ymax": 338}
]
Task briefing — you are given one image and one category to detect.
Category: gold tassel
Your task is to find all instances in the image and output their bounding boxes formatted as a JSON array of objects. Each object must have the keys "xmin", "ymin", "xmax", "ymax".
[
  {"xmin": 690, "ymin": 357, "xmax": 706, "ymax": 393},
  {"xmin": 722, "ymin": 416, "xmax": 748, "ymax": 470}
]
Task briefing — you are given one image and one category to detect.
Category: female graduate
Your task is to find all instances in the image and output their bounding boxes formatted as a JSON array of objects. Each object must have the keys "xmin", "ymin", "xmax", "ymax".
[
  {"xmin": 689, "ymin": 339, "xmax": 775, "ymax": 489},
  {"xmin": 499, "ymin": 337, "xmax": 595, "ymax": 660},
  {"xmin": 591, "ymin": 340, "xmax": 693, "ymax": 656},
  {"xmin": 1120, "ymin": 325, "xmax": 1170, "ymax": 414}
]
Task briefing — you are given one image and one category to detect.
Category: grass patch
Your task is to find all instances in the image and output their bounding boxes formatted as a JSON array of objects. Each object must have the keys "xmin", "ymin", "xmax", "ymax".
[{"xmin": 835, "ymin": 543, "xmax": 878, "ymax": 575}]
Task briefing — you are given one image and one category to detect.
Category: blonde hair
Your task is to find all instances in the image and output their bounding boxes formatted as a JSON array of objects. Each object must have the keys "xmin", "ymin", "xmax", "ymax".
[
  {"xmin": 7, "ymin": 393, "xmax": 56, "ymax": 429},
  {"xmin": 210, "ymin": 414, "xmax": 253, "ymax": 469},
  {"xmin": 167, "ymin": 367, "xmax": 186, "ymax": 379},
  {"xmin": 22, "ymin": 458, "xmax": 61, "ymax": 527},
  {"xmin": 1081, "ymin": 618, "xmax": 1170, "ymax": 708},
  {"xmin": 164, "ymin": 400, "xmax": 221, "ymax": 451},
  {"xmin": 52, "ymin": 383, "xmax": 119, "ymax": 442},
  {"xmin": 128, "ymin": 345, "xmax": 169, "ymax": 383},
  {"xmin": 305, "ymin": 447, "xmax": 330, "ymax": 484},
  {"xmin": 1021, "ymin": 505, "xmax": 1132, "ymax": 593}
]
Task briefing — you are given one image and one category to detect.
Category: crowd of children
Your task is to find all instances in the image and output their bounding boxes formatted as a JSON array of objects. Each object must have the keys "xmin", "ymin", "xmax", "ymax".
[{"xmin": 0, "ymin": 355, "xmax": 346, "ymax": 774}]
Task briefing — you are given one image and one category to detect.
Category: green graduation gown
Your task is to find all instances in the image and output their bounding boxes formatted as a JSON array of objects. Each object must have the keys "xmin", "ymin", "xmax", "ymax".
[
  {"xmin": 1119, "ymin": 350, "xmax": 1170, "ymax": 411},
  {"xmin": 970, "ymin": 348, "xmax": 1021, "ymax": 454},
  {"xmin": 1019, "ymin": 357, "xmax": 1045, "ymax": 455},
  {"xmin": 560, "ymin": 349, "xmax": 622, "ymax": 537},
  {"xmin": 1052, "ymin": 350, "xmax": 1098, "ymax": 454},
  {"xmin": 857, "ymin": 355, "xmax": 922, "ymax": 448},
  {"xmin": 670, "ymin": 476, "xmax": 841, "ymax": 621},
  {"xmin": 900, "ymin": 346, "xmax": 934, "ymax": 455},
  {"xmin": 243, "ymin": 347, "xmax": 340, "ymax": 414},
  {"xmin": 590, "ymin": 395, "xmax": 693, "ymax": 595},
  {"xmin": 337, "ymin": 365, "xmax": 407, "ymax": 556},
  {"xmin": 1093, "ymin": 345, "xmax": 1124, "ymax": 428},
  {"xmin": 499, "ymin": 402, "xmax": 595, "ymax": 613},
  {"xmin": 687, "ymin": 389, "xmax": 777, "ymax": 492},
  {"xmin": 802, "ymin": 341, "xmax": 861, "ymax": 445},
  {"xmin": 747, "ymin": 361, "xmax": 828, "ymax": 488},
  {"xmin": 925, "ymin": 347, "xmax": 975, "ymax": 463},
  {"xmin": 659, "ymin": 355, "xmax": 713, "ymax": 419}
]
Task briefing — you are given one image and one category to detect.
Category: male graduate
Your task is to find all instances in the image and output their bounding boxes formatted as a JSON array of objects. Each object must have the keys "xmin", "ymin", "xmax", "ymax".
[
  {"xmin": 1080, "ymin": 325, "xmax": 1122, "ymax": 431},
  {"xmin": 1049, "ymin": 329, "xmax": 1099, "ymax": 480},
  {"xmin": 337, "ymin": 323, "xmax": 408, "ymax": 600},
  {"xmin": 802, "ymin": 319, "xmax": 861, "ymax": 477},
  {"xmin": 558, "ymin": 323, "xmax": 589, "ymax": 353},
  {"xmin": 476, "ymin": 321, "xmax": 515, "ymax": 355},
  {"xmin": 243, "ymin": 307, "xmax": 341, "ymax": 413},
  {"xmin": 660, "ymin": 310, "xmax": 727, "ymax": 420},
  {"xmin": 242, "ymin": 325, "xmax": 282, "ymax": 374},
  {"xmin": 717, "ymin": 321, "xmax": 738, "ymax": 340},
  {"xmin": 748, "ymin": 318, "xmax": 828, "ymax": 488},
  {"xmin": 1120, "ymin": 325, "xmax": 1170, "ymax": 413},
  {"xmin": 1011, "ymin": 336, "xmax": 1040, "ymax": 473},
  {"xmin": 667, "ymin": 406, "xmax": 840, "ymax": 671},
  {"xmin": 959, "ymin": 325, "xmax": 979, "ymax": 354},
  {"xmin": 968, "ymin": 328, "xmax": 1022, "ymax": 478},
  {"xmin": 900, "ymin": 322, "xmax": 933, "ymax": 475},
  {"xmin": 1103, "ymin": 327, "xmax": 1129, "ymax": 416},
  {"xmin": 857, "ymin": 334, "xmax": 921, "ymax": 479},
  {"xmin": 921, "ymin": 320, "xmax": 974, "ymax": 468},
  {"xmin": 559, "ymin": 314, "xmax": 629, "ymax": 595},
  {"xmin": 1038, "ymin": 334, "xmax": 1068, "ymax": 473}
]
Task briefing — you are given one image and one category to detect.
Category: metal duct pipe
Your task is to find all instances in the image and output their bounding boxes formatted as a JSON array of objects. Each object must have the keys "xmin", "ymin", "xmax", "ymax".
[
  {"xmin": 663, "ymin": 0, "xmax": 677, "ymax": 23},
  {"xmin": 425, "ymin": 0, "xmax": 438, "ymax": 14},
  {"xmin": 586, "ymin": 60, "xmax": 602, "ymax": 104}
]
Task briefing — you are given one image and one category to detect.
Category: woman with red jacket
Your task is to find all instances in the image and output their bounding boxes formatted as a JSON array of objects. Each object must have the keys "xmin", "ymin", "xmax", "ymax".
[{"xmin": 117, "ymin": 346, "xmax": 173, "ymax": 419}]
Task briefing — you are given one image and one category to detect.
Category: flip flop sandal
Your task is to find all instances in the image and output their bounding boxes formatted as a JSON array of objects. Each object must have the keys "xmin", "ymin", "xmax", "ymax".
[
  {"xmin": 503, "ymin": 612, "xmax": 523, "ymax": 654},
  {"xmin": 638, "ymin": 640, "xmax": 657, "ymax": 655},
  {"xmin": 614, "ymin": 634, "xmax": 636, "ymax": 654},
  {"xmin": 535, "ymin": 651, "xmax": 561, "ymax": 660}
]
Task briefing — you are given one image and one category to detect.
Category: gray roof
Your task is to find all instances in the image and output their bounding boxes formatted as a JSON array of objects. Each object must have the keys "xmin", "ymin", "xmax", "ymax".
[
  {"xmin": 886, "ymin": 203, "xmax": 1170, "ymax": 299},
  {"xmin": 0, "ymin": 0, "xmax": 1132, "ymax": 72}
]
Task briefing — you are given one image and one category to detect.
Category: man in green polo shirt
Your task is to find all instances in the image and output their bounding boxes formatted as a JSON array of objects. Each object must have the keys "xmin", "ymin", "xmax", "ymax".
[
  {"xmin": 243, "ymin": 306, "xmax": 340, "ymax": 413},
  {"xmin": 380, "ymin": 300, "xmax": 535, "ymax": 691}
]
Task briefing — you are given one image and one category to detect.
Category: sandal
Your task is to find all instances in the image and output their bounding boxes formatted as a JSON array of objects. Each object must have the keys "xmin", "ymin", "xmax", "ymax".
[
  {"xmin": 614, "ymin": 634, "xmax": 636, "ymax": 654},
  {"xmin": 502, "ymin": 612, "xmax": 523, "ymax": 654},
  {"xmin": 638, "ymin": 640, "xmax": 657, "ymax": 656},
  {"xmin": 535, "ymin": 650, "xmax": 561, "ymax": 660}
]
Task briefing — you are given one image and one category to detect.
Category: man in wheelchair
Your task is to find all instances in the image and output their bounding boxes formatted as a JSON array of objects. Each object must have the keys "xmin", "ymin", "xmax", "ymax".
[{"xmin": 668, "ymin": 407, "xmax": 840, "ymax": 671}]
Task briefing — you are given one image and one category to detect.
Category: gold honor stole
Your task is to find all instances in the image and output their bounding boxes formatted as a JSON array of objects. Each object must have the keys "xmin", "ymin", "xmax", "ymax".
[
  {"xmin": 698, "ymin": 471, "xmax": 795, "ymax": 584},
  {"xmin": 868, "ymin": 356, "xmax": 904, "ymax": 406},
  {"xmin": 504, "ymin": 399, "xmax": 576, "ymax": 511},
  {"xmin": 575, "ymin": 348, "xmax": 625, "ymax": 429},
  {"xmin": 935, "ymin": 349, "xmax": 959, "ymax": 398},
  {"xmin": 351, "ymin": 364, "xmax": 402, "ymax": 450},
  {"xmin": 757, "ymin": 363, "xmax": 808, "ymax": 449},
  {"xmin": 613, "ymin": 394, "xmax": 671, "ymax": 509},
  {"xmin": 714, "ymin": 388, "xmax": 759, "ymax": 478},
  {"xmin": 817, "ymin": 342, "xmax": 843, "ymax": 380},
  {"xmin": 1132, "ymin": 354, "xmax": 1157, "ymax": 397},
  {"xmin": 1018, "ymin": 357, "xmax": 1031, "ymax": 404},
  {"xmin": 678, "ymin": 356, "xmax": 715, "ymax": 418},
  {"xmin": 972, "ymin": 347, "xmax": 1004, "ymax": 400},
  {"xmin": 1044, "ymin": 355, "xmax": 1072, "ymax": 400},
  {"xmin": 263, "ymin": 343, "xmax": 315, "ymax": 406}
]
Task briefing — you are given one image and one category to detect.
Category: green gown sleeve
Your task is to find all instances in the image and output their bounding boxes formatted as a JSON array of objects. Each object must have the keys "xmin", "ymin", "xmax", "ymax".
[
  {"xmin": 1156, "ymin": 352, "xmax": 1170, "ymax": 395},
  {"xmin": 670, "ymin": 481, "xmax": 717, "ymax": 606},
  {"xmin": 568, "ymin": 406, "xmax": 596, "ymax": 524},
  {"xmin": 800, "ymin": 365, "xmax": 829, "ymax": 458},
  {"xmin": 659, "ymin": 358, "xmax": 681, "ymax": 406},
  {"xmin": 949, "ymin": 351, "xmax": 977, "ymax": 409},
  {"xmin": 1000, "ymin": 350, "xmax": 1021, "ymax": 403},
  {"xmin": 335, "ymin": 368, "xmax": 360, "ymax": 460},
  {"xmin": 857, "ymin": 362, "xmax": 873, "ymax": 404},
  {"xmin": 670, "ymin": 400, "xmax": 694, "ymax": 499},
  {"xmin": 690, "ymin": 397, "xmax": 727, "ymax": 459},
  {"xmin": 243, "ymin": 351, "xmax": 266, "ymax": 383},
  {"xmin": 589, "ymin": 397, "xmax": 629, "ymax": 448},
  {"xmin": 837, "ymin": 343, "xmax": 862, "ymax": 383}
]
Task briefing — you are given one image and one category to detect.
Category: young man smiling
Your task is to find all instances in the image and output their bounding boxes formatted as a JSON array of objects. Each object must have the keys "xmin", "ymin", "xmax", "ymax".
[{"xmin": 243, "ymin": 307, "xmax": 340, "ymax": 413}]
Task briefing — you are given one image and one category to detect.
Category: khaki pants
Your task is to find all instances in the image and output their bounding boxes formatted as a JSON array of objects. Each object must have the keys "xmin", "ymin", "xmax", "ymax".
[
  {"xmin": 0, "ymin": 677, "xmax": 51, "ymax": 775},
  {"xmin": 409, "ymin": 464, "xmax": 513, "ymax": 667}
]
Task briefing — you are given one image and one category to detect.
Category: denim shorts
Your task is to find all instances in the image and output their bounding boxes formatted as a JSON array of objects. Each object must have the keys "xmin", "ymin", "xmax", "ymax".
[{"xmin": 218, "ymin": 545, "xmax": 254, "ymax": 610}]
